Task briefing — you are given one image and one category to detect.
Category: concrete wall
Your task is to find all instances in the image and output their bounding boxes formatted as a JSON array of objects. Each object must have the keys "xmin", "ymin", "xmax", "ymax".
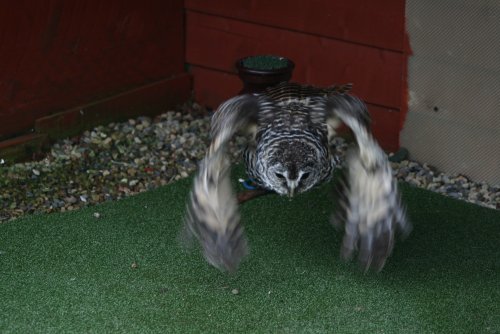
[{"xmin": 402, "ymin": 0, "xmax": 500, "ymax": 185}]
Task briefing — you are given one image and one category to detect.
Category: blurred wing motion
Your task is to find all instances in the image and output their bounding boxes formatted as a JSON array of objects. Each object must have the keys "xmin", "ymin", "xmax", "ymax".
[
  {"xmin": 324, "ymin": 94, "xmax": 411, "ymax": 271},
  {"xmin": 183, "ymin": 95, "xmax": 263, "ymax": 271},
  {"xmin": 184, "ymin": 82, "xmax": 410, "ymax": 272}
]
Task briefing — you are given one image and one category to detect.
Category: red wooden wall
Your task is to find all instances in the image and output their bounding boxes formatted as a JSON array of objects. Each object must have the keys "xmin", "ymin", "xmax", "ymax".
[
  {"xmin": 0, "ymin": 1, "xmax": 408, "ymax": 159},
  {"xmin": 185, "ymin": 0, "xmax": 409, "ymax": 151},
  {"xmin": 0, "ymin": 0, "xmax": 190, "ymax": 145}
]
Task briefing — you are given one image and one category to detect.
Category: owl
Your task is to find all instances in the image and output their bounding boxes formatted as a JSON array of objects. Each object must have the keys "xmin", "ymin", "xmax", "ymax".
[{"xmin": 184, "ymin": 82, "xmax": 410, "ymax": 272}]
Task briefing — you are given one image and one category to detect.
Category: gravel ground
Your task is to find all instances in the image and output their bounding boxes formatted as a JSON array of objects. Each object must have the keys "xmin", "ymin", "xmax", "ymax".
[{"xmin": 0, "ymin": 102, "xmax": 498, "ymax": 222}]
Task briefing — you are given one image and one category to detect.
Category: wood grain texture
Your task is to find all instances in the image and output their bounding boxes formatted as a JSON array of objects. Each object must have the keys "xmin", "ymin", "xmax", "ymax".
[
  {"xmin": 185, "ymin": 0, "xmax": 406, "ymax": 51},
  {"xmin": 35, "ymin": 74, "xmax": 192, "ymax": 141},
  {"xmin": 0, "ymin": 0, "xmax": 185, "ymax": 140},
  {"xmin": 186, "ymin": 11, "xmax": 404, "ymax": 110},
  {"xmin": 191, "ymin": 66, "xmax": 242, "ymax": 108},
  {"xmin": 0, "ymin": 133, "xmax": 49, "ymax": 163}
]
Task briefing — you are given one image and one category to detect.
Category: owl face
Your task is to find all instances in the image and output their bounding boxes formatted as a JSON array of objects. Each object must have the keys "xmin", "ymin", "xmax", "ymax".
[{"xmin": 261, "ymin": 140, "xmax": 322, "ymax": 197}]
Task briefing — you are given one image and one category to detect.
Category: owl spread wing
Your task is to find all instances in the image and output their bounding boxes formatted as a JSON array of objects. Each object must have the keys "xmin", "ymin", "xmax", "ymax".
[
  {"xmin": 322, "ymin": 94, "xmax": 411, "ymax": 271},
  {"xmin": 184, "ymin": 83, "xmax": 410, "ymax": 273},
  {"xmin": 183, "ymin": 95, "xmax": 265, "ymax": 272}
]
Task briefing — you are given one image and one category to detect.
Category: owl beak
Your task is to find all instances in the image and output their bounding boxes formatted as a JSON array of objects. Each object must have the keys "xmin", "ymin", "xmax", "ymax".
[{"xmin": 287, "ymin": 180, "xmax": 298, "ymax": 198}]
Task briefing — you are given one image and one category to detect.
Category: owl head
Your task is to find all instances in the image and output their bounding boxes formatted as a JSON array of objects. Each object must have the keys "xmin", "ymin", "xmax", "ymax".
[{"xmin": 262, "ymin": 140, "xmax": 323, "ymax": 197}]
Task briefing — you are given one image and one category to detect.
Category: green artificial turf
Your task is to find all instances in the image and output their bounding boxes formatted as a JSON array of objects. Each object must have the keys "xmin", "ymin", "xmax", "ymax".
[{"xmin": 1, "ymin": 166, "xmax": 499, "ymax": 333}]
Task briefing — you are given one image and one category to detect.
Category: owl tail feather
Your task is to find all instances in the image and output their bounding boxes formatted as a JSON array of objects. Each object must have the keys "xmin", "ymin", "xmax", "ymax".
[
  {"xmin": 183, "ymin": 95, "xmax": 261, "ymax": 272},
  {"xmin": 327, "ymin": 95, "xmax": 411, "ymax": 272}
]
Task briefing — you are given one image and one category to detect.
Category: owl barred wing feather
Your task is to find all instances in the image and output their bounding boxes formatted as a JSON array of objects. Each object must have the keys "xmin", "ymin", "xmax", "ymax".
[
  {"xmin": 184, "ymin": 81, "xmax": 409, "ymax": 273},
  {"xmin": 263, "ymin": 81, "xmax": 352, "ymax": 102},
  {"xmin": 323, "ymin": 94, "xmax": 411, "ymax": 271},
  {"xmin": 184, "ymin": 95, "xmax": 265, "ymax": 271}
]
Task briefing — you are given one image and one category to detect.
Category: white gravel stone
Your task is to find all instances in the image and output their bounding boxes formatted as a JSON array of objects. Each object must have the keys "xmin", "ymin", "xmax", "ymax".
[{"xmin": 1, "ymin": 101, "xmax": 497, "ymax": 223}]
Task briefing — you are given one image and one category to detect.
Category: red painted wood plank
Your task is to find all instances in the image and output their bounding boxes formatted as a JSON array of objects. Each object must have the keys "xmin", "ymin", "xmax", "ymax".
[
  {"xmin": 0, "ymin": 133, "xmax": 49, "ymax": 163},
  {"xmin": 0, "ymin": 0, "xmax": 185, "ymax": 140},
  {"xmin": 185, "ymin": 0, "xmax": 406, "ymax": 52},
  {"xmin": 400, "ymin": 30, "xmax": 412, "ymax": 131},
  {"xmin": 186, "ymin": 11, "xmax": 404, "ymax": 110},
  {"xmin": 370, "ymin": 106, "xmax": 400, "ymax": 152},
  {"xmin": 191, "ymin": 66, "xmax": 242, "ymax": 108},
  {"xmin": 190, "ymin": 66, "xmax": 399, "ymax": 151},
  {"xmin": 35, "ymin": 74, "xmax": 192, "ymax": 140}
]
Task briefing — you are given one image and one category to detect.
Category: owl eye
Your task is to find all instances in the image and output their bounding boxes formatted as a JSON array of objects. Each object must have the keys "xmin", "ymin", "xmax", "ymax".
[
  {"xmin": 301, "ymin": 172, "xmax": 310, "ymax": 180},
  {"xmin": 275, "ymin": 172, "xmax": 286, "ymax": 180}
]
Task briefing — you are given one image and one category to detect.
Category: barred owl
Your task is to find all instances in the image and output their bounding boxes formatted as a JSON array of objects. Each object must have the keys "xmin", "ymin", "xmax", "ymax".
[{"xmin": 184, "ymin": 82, "xmax": 410, "ymax": 272}]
